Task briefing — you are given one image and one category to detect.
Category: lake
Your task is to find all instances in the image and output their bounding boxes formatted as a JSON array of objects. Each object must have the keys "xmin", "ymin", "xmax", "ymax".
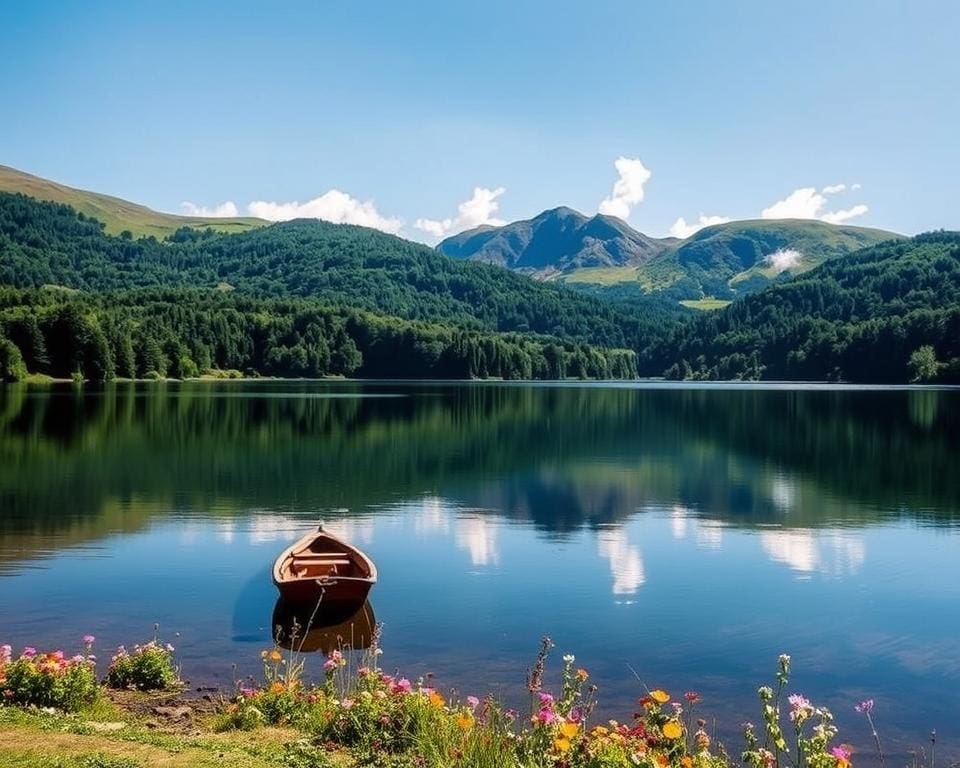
[{"xmin": 1, "ymin": 381, "xmax": 958, "ymax": 761}]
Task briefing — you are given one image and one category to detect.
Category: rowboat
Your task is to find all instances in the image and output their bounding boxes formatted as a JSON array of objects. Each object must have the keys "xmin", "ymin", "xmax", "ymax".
[
  {"xmin": 272, "ymin": 598, "xmax": 376, "ymax": 654},
  {"xmin": 272, "ymin": 525, "xmax": 377, "ymax": 604}
]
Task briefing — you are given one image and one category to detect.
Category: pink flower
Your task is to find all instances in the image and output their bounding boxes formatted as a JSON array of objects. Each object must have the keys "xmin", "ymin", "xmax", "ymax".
[
  {"xmin": 22, "ymin": 647, "xmax": 37, "ymax": 658},
  {"xmin": 466, "ymin": 696, "xmax": 480, "ymax": 709},
  {"xmin": 538, "ymin": 692, "xmax": 555, "ymax": 707},
  {"xmin": 536, "ymin": 707, "xmax": 557, "ymax": 724},
  {"xmin": 342, "ymin": 698, "xmax": 355, "ymax": 710},
  {"xmin": 357, "ymin": 666, "xmax": 370, "ymax": 677},
  {"xmin": 831, "ymin": 747, "xmax": 851, "ymax": 761},
  {"xmin": 855, "ymin": 699, "xmax": 874, "ymax": 714},
  {"xmin": 240, "ymin": 687, "xmax": 256, "ymax": 698},
  {"xmin": 393, "ymin": 678, "xmax": 412, "ymax": 694},
  {"xmin": 82, "ymin": 635, "xmax": 96, "ymax": 646}
]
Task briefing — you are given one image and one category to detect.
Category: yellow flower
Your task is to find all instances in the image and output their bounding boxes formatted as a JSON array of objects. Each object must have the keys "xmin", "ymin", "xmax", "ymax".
[
  {"xmin": 268, "ymin": 650, "xmax": 283, "ymax": 662},
  {"xmin": 662, "ymin": 720, "xmax": 683, "ymax": 740},
  {"xmin": 456, "ymin": 713, "xmax": 473, "ymax": 730},
  {"xmin": 270, "ymin": 682, "xmax": 285, "ymax": 695},
  {"xmin": 554, "ymin": 737, "xmax": 572, "ymax": 753},
  {"xmin": 429, "ymin": 691, "xmax": 445, "ymax": 708},
  {"xmin": 651, "ymin": 689, "xmax": 670, "ymax": 704},
  {"xmin": 576, "ymin": 668, "xmax": 590, "ymax": 681},
  {"xmin": 682, "ymin": 757, "xmax": 694, "ymax": 768},
  {"xmin": 560, "ymin": 720, "xmax": 579, "ymax": 739}
]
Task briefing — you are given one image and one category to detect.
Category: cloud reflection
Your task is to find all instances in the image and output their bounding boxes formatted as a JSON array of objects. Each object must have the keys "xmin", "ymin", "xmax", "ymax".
[
  {"xmin": 760, "ymin": 529, "xmax": 865, "ymax": 576},
  {"xmin": 456, "ymin": 515, "xmax": 499, "ymax": 567},
  {"xmin": 597, "ymin": 527, "xmax": 645, "ymax": 595}
]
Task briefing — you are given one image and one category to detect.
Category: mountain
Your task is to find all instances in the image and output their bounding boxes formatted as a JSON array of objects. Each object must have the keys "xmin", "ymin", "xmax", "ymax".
[
  {"xmin": 440, "ymin": 208, "xmax": 902, "ymax": 303},
  {"xmin": 438, "ymin": 206, "xmax": 672, "ymax": 276},
  {"xmin": 642, "ymin": 232, "xmax": 960, "ymax": 382},
  {"xmin": 0, "ymin": 164, "xmax": 265, "ymax": 238}
]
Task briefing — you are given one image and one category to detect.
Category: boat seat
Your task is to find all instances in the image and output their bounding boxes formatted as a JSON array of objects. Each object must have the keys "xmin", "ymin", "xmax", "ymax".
[
  {"xmin": 293, "ymin": 558, "xmax": 351, "ymax": 566},
  {"xmin": 291, "ymin": 552, "xmax": 350, "ymax": 559}
]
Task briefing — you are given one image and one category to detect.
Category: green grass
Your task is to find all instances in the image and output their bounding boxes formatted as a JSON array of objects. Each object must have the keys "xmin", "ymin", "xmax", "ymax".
[
  {"xmin": 0, "ymin": 165, "xmax": 266, "ymax": 239},
  {"xmin": 680, "ymin": 298, "xmax": 732, "ymax": 310},
  {"xmin": 560, "ymin": 266, "xmax": 640, "ymax": 285}
]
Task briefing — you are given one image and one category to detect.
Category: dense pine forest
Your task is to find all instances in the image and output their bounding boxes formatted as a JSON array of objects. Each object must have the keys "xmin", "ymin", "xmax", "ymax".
[
  {"xmin": 642, "ymin": 232, "xmax": 960, "ymax": 382},
  {"xmin": 0, "ymin": 191, "xmax": 957, "ymax": 384}
]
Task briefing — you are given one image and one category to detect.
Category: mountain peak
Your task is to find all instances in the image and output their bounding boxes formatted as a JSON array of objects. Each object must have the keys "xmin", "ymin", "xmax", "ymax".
[{"xmin": 439, "ymin": 206, "xmax": 668, "ymax": 273}]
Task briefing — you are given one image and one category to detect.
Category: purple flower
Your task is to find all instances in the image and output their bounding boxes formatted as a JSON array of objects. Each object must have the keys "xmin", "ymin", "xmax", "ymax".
[
  {"xmin": 22, "ymin": 647, "xmax": 37, "ymax": 658},
  {"xmin": 536, "ymin": 707, "xmax": 557, "ymax": 724},
  {"xmin": 538, "ymin": 692, "xmax": 555, "ymax": 707},
  {"xmin": 855, "ymin": 699, "xmax": 874, "ymax": 714},
  {"xmin": 568, "ymin": 707, "xmax": 584, "ymax": 723},
  {"xmin": 82, "ymin": 635, "xmax": 96, "ymax": 646},
  {"xmin": 240, "ymin": 686, "xmax": 256, "ymax": 698}
]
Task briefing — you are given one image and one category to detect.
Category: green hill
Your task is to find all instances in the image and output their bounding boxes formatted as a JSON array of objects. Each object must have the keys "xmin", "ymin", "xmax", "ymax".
[
  {"xmin": 0, "ymin": 164, "xmax": 265, "ymax": 238},
  {"xmin": 642, "ymin": 232, "xmax": 960, "ymax": 382}
]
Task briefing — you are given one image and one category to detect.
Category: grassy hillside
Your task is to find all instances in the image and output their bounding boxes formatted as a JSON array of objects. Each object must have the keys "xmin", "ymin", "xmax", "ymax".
[
  {"xmin": 0, "ymin": 164, "xmax": 265, "ymax": 238},
  {"xmin": 642, "ymin": 232, "xmax": 960, "ymax": 382},
  {"xmin": 553, "ymin": 218, "xmax": 902, "ymax": 303}
]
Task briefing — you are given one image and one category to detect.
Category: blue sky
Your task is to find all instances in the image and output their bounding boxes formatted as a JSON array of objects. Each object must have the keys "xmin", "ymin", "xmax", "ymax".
[{"xmin": 1, "ymin": 0, "xmax": 957, "ymax": 241}]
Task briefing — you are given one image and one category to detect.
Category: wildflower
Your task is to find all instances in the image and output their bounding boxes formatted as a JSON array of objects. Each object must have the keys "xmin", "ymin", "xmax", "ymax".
[
  {"xmin": 685, "ymin": 691, "xmax": 701, "ymax": 704},
  {"xmin": 650, "ymin": 689, "xmax": 670, "ymax": 704},
  {"xmin": 559, "ymin": 720, "xmax": 579, "ymax": 738},
  {"xmin": 165, "ymin": 644, "xmax": 175, "ymax": 653},
  {"xmin": 537, "ymin": 707, "xmax": 558, "ymax": 725},
  {"xmin": 82, "ymin": 635, "xmax": 96, "ymax": 646},
  {"xmin": 270, "ymin": 682, "xmax": 285, "ymax": 695},
  {"xmin": 456, "ymin": 712, "xmax": 473, "ymax": 730},
  {"xmin": 22, "ymin": 647, "xmax": 37, "ymax": 658},
  {"xmin": 393, "ymin": 678, "xmax": 412, "ymax": 694},
  {"xmin": 576, "ymin": 668, "xmax": 590, "ymax": 681},
  {"xmin": 854, "ymin": 699, "xmax": 874, "ymax": 714},
  {"xmin": 831, "ymin": 746, "xmax": 852, "ymax": 768},
  {"xmin": 538, "ymin": 692, "xmax": 555, "ymax": 707},
  {"xmin": 554, "ymin": 736, "xmax": 572, "ymax": 753},
  {"xmin": 563, "ymin": 654, "xmax": 575, "ymax": 664},
  {"xmin": 268, "ymin": 650, "xmax": 283, "ymax": 663},
  {"xmin": 429, "ymin": 690, "xmax": 445, "ymax": 708},
  {"xmin": 662, "ymin": 720, "xmax": 683, "ymax": 740},
  {"xmin": 568, "ymin": 707, "xmax": 584, "ymax": 723},
  {"xmin": 682, "ymin": 757, "xmax": 694, "ymax": 768},
  {"xmin": 341, "ymin": 698, "xmax": 354, "ymax": 710},
  {"xmin": 466, "ymin": 695, "xmax": 480, "ymax": 709},
  {"xmin": 788, "ymin": 693, "xmax": 815, "ymax": 723}
]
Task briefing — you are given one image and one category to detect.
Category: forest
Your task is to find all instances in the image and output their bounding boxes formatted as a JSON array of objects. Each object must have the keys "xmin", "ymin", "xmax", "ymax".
[{"xmin": 1, "ymin": 191, "xmax": 958, "ymax": 383}]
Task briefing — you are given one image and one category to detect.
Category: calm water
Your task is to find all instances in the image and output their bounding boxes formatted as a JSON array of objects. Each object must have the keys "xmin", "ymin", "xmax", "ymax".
[{"xmin": 1, "ymin": 381, "xmax": 958, "ymax": 760}]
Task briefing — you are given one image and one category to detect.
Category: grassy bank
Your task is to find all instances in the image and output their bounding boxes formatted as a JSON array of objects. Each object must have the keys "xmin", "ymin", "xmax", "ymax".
[{"xmin": 0, "ymin": 635, "xmax": 891, "ymax": 768}]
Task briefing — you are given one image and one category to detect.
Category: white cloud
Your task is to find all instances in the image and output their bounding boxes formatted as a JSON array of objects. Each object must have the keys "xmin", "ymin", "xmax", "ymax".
[
  {"xmin": 851, "ymin": 183, "xmax": 862, "ymax": 191},
  {"xmin": 598, "ymin": 156, "xmax": 652, "ymax": 219},
  {"xmin": 180, "ymin": 200, "xmax": 240, "ymax": 218},
  {"xmin": 761, "ymin": 186, "xmax": 868, "ymax": 224},
  {"xmin": 669, "ymin": 214, "xmax": 732, "ymax": 239},
  {"xmin": 822, "ymin": 184, "xmax": 846, "ymax": 195},
  {"xmin": 765, "ymin": 248, "xmax": 803, "ymax": 273},
  {"xmin": 247, "ymin": 191, "xmax": 403, "ymax": 234},
  {"xmin": 821, "ymin": 204, "xmax": 870, "ymax": 224},
  {"xmin": 414, "ymin": 186, "xmax": 506, "ymax": 239}
]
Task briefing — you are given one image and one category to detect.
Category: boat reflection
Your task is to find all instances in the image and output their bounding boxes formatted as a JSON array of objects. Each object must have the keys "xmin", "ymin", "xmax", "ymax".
[{"xmin": 271, "ymin": 598, "xmax": 376, "ymax": 654}]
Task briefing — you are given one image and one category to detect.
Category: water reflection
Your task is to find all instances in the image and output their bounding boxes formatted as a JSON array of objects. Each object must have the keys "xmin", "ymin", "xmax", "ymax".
[
  {"xmin": 596, "ymin": 527, "xmax": 645, "ymax": 595},
  {"xmin": 272, "ymin": 600, "xmax": 376, "ymax": 654}
]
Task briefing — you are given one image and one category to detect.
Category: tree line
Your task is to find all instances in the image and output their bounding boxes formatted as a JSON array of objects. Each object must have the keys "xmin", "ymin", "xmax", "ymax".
[{"xmin": 0, "ymin": 288, "xmax": 638, "ymax": 382}]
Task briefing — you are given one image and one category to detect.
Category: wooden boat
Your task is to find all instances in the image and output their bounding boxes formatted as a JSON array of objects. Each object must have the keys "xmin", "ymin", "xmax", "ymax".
[
  {"xmin": 272, "ymin": 599, "xmax": 376, "ymax": 654},
  {"xmin": 272, "ymin": 525, "xmax": 377, "ymax": 604}
]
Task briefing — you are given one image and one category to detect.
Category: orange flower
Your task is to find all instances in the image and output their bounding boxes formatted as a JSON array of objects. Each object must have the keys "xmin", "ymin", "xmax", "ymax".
[
  {"xmin": 662, "ymin": 720, "xmax": 683, "ymax": 740},
  {"xmin": 682, "ymin": 756, "xmax": 694, "ymax": 768},
  {"xmin": 576, "ymin": 668, "xmax": 590, "ymax": 681},
  {"xmin": 651, "ymin": 689, "xmax": 670, "ymax": 704},
  {"xmin": 268, "ymin": 650, "xmax": 283, "ymax": 663},
  {"xmin": 270, "ymin": 682, "xmax": 285, "ymax": 695},
  {"xmin": 554, "ymin": 737, "xmax": 572, "ymax": 753},
  {"xmin": 429, "ymin": 691, "xmax": 445, "ymax": 708},
  {"xmin": 657, "ymin": 754, "xmax": 670, "ymax": 767},
  {"xmin": 456, "ymin": 713, "xmax": 473, "ymax": 730},
  {"xmin": 559, "ymin": 720, "xmax": 579, "ymax": 739}
]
